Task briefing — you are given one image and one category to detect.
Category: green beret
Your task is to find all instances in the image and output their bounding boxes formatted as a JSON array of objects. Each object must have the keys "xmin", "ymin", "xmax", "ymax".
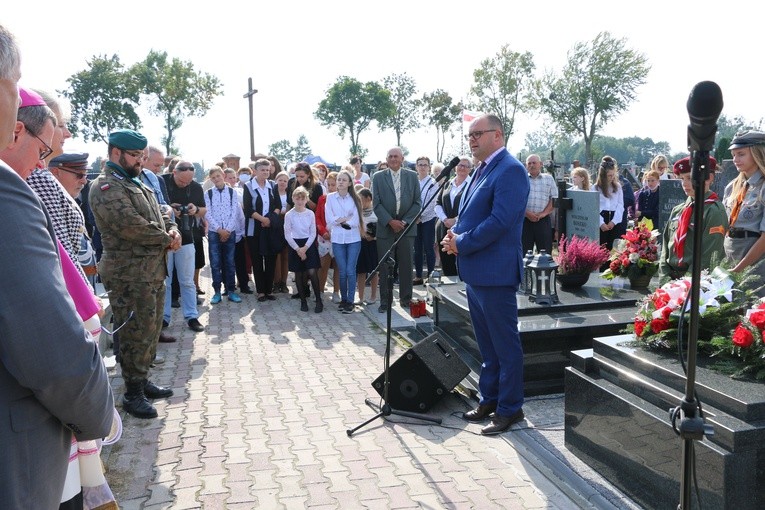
[{"xmin": 108, "ymin": 129, "xmax": 147, "ymax": 150}]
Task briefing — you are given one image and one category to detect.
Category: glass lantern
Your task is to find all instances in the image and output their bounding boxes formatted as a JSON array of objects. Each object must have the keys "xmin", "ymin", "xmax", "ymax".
[{"xmin": 527, "ymin": 250, "xmax": 559, "ymax": 305}]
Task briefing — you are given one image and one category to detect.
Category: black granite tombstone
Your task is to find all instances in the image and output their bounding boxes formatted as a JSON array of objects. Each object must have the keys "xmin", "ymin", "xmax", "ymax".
[
  {"xmin": 710, "ymin": 159, "xmax": 739, "ymax": 200},
  {"xmin": 565, "ymin": 334, "xmax": 765, "ymax": 509},
  {"xmin": 657, "ymin": 179, "xmax": 686, "ymax": 232},
  {"xmin": 428, "ymin": 278, "xmax": 649, "ymax": 395}
]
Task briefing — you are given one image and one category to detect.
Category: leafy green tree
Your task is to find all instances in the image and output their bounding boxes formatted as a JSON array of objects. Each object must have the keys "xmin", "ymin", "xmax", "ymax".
[
  {"xmin": 268, "ymin": 139, "xmax": 295, "ymax": 164},
  {"xmin": 61, "ymin": 54, "xmax": 141, "ymax": 143},
  {"xmin": 421, "ymin": 89, "xmax": 463, "ymax": 162},
  {"xmin": 523, "ymin": 128, "xmax": 578, "ymax": 170},
  {"xmin": 714, "ymin": 114, "xmax": 763, "ymax": 161},
  {"xmin": 380, "ymin": 73, "xmax": 421, "ymax": 147},
  {"xmin": 132, "ymin": 50, "xmax": 223, "ymax": 155},
  {"xmin": 294, "ymin": 134, "xmax": 312, "ymax": 162},
  {"xmin": 314, "ymin": 76, "xmax": 394, "ymax": 157},
  {"xmin": 533, "ymin": 32, "xmax": 650, "ymax": 166},
  {"xmin": 268, "ymin": 135, "xmax": 313, "ymax": 164},
  {"xmin": 470, "ymin": 44, "xmax": 535, "ymax": 144}
]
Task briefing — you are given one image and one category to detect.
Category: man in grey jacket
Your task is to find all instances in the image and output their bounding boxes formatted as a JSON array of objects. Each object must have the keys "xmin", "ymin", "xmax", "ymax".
[{"xmin": 0, "ymin": 24, "xmax": 114, "ymax": 509}]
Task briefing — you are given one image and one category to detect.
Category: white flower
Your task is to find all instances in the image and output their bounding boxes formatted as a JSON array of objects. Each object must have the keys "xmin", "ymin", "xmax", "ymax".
[
  {"xmin": 706, "ymin": 270, "xmax": 734, "ymax": 302},
  {"xmin": 628, "ymin": 252, "xmax": 639, "ymax": 263}
]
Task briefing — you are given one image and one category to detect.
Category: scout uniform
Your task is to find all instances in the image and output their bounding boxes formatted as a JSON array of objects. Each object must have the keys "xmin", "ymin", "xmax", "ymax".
[
  {"xmin": 89, "ymin": 129, "xmax": 178, "ymax": 419},
  {"xmin": 660, "ymin": 156, "xmax": 728, "ymax": 282},
  {"xmin": 723, "ymin": 131, "xmax": 765, "ymax": 296}
]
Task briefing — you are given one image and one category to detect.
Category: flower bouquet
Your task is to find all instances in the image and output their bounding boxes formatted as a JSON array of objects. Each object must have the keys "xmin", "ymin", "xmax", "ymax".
[
  {"xmin": 630, "ymin": 266, "xmax": 765, "ymax": 379},
  {"xmin": 601, "ymin": 222, "xmax": 659, "ymax": 285},
  {"xmin": 554, "ymin": 234, "xmax": 610, "ymax": 275}
]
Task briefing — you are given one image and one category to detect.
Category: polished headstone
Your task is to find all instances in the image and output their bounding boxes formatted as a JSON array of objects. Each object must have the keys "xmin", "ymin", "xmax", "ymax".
[
  {"xmin": 565, "ymin": 334, "xmax": 765, "ymax": 509},
  {"xmin": 429, "ymin": 277, "xmax": 648, "ymax": 395}
]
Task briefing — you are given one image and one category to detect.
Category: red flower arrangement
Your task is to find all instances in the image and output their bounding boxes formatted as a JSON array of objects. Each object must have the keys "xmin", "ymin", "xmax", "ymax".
[
  {"xmin": 630, "ymin": 267, "xmax": 765, "ymax": 380},
  {"xmin": 601, "ymin": 223, "xmax": 659, "ymax": 280},
  {"xmin": 719, "ymin": 300, "xmax": 765, "ymax": 377}
]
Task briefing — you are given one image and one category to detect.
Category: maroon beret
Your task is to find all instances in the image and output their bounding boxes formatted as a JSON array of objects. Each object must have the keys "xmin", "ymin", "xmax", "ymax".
[{"xmin": 673, "ymin": 156, "xmax": 717, "ymax": 175}]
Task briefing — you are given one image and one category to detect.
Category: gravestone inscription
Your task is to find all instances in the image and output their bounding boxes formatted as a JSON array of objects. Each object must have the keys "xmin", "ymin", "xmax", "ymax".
[
  {"xmin": 657, "ymin": 179, "xmax": 686, "ymax": 231},
  {"xmin": 565, "ymin": 190, "xmax": 600, "ymax": 242}
]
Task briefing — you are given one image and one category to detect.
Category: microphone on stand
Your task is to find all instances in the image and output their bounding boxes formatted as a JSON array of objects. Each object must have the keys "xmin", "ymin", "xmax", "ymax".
[
  {"xmin": 676, "ymin": 80, "xmax": 723, "ymax": 510},
  {"xmin": 686, "ymin": 81, "xmax": 724, "ymax": 153},
  {"xmin": 435, "ymin": 157, "xmax": 461, "ymax": 183}
]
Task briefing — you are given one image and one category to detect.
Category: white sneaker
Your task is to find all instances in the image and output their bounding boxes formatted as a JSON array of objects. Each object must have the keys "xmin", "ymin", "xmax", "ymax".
[{"xmin": 331, "ymin": 293, "xmax": 341, "ymax": 304}]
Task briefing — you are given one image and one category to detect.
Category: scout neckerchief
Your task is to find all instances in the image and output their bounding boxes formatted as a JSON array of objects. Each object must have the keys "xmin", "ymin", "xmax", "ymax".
[
  {"xmin": 728, "ymin": 183, "xmax": 749, "ymax": 228},
  {"xmin": 673, "ymin": 192, "xmax": 718, "ymax": 263}
]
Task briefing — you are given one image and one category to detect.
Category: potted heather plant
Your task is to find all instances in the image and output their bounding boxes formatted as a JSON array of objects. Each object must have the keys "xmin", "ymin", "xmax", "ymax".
[{"xmin": 554, "ymin": 234, "xmax": 610, "ymax": 288}]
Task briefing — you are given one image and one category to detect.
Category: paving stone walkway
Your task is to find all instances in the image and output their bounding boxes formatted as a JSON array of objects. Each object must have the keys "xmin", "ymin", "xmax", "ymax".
[{"xmin": 101, "ymin": 269, "xmax": 630, "ymax": 509}]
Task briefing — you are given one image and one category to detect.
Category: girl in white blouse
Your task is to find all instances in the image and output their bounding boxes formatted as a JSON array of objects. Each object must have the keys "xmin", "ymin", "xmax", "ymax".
[
  {"xmin": 593, "ymin": 156, "xmax": 624, "ymax": 253},
  {"xmin": 284, "ymin": 187, "xmax": 322, "ymax": 312},
  {"xmin": 325, "ymin": 170, "xmax": 364, "ymax": 313}
]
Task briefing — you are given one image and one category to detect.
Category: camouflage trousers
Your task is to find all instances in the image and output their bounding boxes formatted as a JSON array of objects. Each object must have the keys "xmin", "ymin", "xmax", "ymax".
[{"xmin": 104, "ymin": 278, "xmax": 165, "ymax": 383}]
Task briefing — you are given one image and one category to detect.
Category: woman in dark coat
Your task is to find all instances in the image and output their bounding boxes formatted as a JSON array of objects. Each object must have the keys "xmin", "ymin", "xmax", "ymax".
[
  {"xmin": 243, "ymin": 158, "xmax": 282, "ymax": 301},
  {"xmin": 435, "ymin": 157, "xmax": 472, "ymax": 276}
]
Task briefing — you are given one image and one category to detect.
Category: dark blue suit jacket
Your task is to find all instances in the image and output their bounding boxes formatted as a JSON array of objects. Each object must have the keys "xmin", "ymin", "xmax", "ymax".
[{"xmin": 454, "ymin": 149, "xmax": 529, "ymax": 287}]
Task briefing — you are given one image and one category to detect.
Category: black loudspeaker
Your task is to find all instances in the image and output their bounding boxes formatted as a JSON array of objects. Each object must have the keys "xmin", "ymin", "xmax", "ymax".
[{"xmin": 372, "ymin": 333, "xmax": 470, "ymax": 412}]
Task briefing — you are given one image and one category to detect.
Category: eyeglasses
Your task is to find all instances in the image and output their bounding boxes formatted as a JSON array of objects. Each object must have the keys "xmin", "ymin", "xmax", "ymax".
[
  {"xmin": 464, "ymin": 129, "xmax": 497, "ymax": 141},
  {"xmin": 26, "ymin": 128, "xmax": 53, "ymax": 160},
  {"xmin": 122, "ymin": 149, "xmax": 145, "ymax": 160},
  {"xmin": 457, "ymin": 163, "xmax": 472, "ymax": 169},
  {"xmin": 175, "ymin": 165, "xmax": 195, "ymax": 171},
  {"xmin": 56, "ymin": 166, "xmax": 89, "ymax": 180}
]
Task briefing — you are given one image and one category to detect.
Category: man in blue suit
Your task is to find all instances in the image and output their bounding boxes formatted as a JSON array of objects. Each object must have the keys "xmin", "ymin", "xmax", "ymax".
[{"xmin": 441, "ymin": 114, "xmax": 529, "ymax": 435}]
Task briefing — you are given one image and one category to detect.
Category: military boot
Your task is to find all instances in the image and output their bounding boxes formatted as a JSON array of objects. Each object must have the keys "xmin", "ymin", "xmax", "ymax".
[
  {"xmin": 123, "ymin": 381, "xmax": 158, "ymax": 419},
  {"xmin": 144, "ymin": 380, "xmax": 174, "ymax": 399}
]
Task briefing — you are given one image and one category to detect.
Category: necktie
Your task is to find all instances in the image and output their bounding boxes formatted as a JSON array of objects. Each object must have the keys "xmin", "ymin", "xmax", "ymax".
[
  {"xmin": 673, "ymin": 192, "xmax": 718, "ymax": 263},
  {"xmin": 466, "ymin": 162, "xmax": 487, "ymax": 199},
  {"xmin": 728, "ymin": 183, "xmax": 749, "ymax": 228},
  {"xmin": 392, "ymin": 170, "xmax": 401, "ymax": 215}
]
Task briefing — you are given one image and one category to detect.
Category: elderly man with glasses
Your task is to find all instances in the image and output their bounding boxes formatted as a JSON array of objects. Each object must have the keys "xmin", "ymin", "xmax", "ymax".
[
  {"xmin": 0, "ymin": 27, "xmax": 114, "ymax": 506},
  {"xmin": 89, "ymin": 129, "xmax": 182, "ymax": 419},
  {"xmin": 0, "ymin": 87, "xmax": 56, "ymax": 180}
]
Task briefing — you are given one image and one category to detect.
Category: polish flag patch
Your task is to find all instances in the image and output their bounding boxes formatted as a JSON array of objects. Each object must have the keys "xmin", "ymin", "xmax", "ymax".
[{"xmin": 100, "ymin": 183, "xmax": 110, "ymax": 191}]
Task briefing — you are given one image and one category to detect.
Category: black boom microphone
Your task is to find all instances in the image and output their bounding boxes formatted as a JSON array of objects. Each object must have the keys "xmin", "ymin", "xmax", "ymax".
[
  {"xmin": 436, "ymin": 157, "xmax": 461, "ymax": 182},
  {"xmin": 686, "ymin": 81, "xmax": 724, "ymax": 152}
]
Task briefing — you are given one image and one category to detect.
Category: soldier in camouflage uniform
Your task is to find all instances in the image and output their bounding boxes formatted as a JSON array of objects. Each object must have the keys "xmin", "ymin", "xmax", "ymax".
[{"xmin": 89, "ymin": 129, "xmax": 182, "ymax": 419}]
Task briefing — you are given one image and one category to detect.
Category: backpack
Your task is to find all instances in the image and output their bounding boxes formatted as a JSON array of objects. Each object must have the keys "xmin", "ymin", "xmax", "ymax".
[{"xmin": 207, "ymin": 186, "xmax": 235, "ymax": 205}]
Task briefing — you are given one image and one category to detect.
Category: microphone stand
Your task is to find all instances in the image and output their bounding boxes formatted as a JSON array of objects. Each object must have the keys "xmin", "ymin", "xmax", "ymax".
[
  {"xmin": 675, "ymin": 149, "xmax": 715, "ymax": 509},
  {"xmin": 346, "ymin": 171, "xmax": 450, "ymax": 436}
]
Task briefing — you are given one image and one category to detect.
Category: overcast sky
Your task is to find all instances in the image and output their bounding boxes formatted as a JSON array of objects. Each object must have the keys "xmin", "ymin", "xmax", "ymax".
[{"xmin": 4, "ymin": 0, "xmax": 761, "ymax": 167}]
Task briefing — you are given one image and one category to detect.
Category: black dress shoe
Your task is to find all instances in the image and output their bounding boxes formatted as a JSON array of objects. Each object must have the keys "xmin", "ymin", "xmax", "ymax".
[
  {"xmin": 240, "ymin": 287, "xmax": 254, "ymax": 294},
  {"xmin": 463, "ymin": 402, "xmax": 497, "ymax": 422},
  {"xmin": 187, "ymin": 318, "xmax": 204, "ymax": 332},
  {"xmin": 158, "ymin": 332, "xmax": 177, "ymax": 343},
  {"xmin": 144, "ymin": 380, "xmax": 174, "ymax": 399},
  {"xmin": 481, "ymin": 409, "xmax": 525, "ymax": 436},
  {"xmin": 412, "ymin": 277, "xmax": 424, "ymax": 286}
]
